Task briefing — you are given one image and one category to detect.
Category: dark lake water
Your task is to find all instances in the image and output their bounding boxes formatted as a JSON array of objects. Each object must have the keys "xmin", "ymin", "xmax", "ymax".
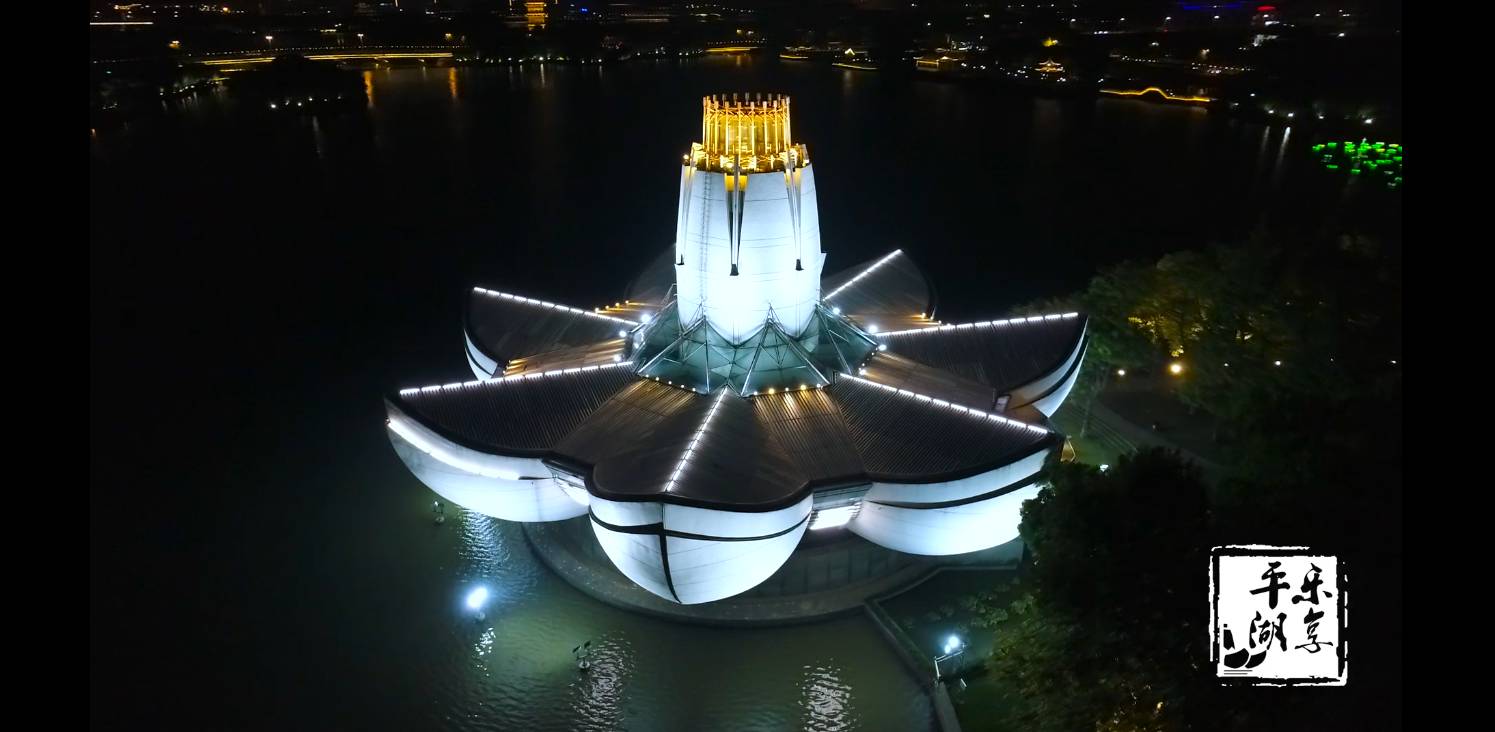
[{"xmin": 91, "ymin": 56, "xmax": 1399, "ymax": 729}]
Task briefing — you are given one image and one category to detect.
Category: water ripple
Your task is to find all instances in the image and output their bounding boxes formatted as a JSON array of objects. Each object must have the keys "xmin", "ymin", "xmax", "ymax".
[{"xmin": 801, "ymin": 663, "xmax": 858, "ymax": 731}]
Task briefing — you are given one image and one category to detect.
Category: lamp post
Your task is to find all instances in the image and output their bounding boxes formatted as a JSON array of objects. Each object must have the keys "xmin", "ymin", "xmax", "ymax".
[
  {"xmin": 572, "ymin": 640, "xmax": 593, "ymax": 673},
  {"xmin": 934, "ymin": 635, "xmax": 965, "ymax": 681}
]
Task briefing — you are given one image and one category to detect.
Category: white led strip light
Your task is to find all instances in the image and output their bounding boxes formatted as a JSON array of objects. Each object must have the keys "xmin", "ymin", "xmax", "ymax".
[
  {"xmin": 664, "ymin": 389, "xmax": 730, "ymax": 493},
  {"xmin": 386, "ymin": 416, "xmax": 522, "ymax": 481},
  {"xmin": 399, "ymin": 360, "xmax": 634, "ymax": 397},
  {"xmin": 473, "ymin": 287, "xmax": 639, "ymax": 325},
  {"xmin": 823, "ymin": 249, "xmax": 903, "ymax": 302},
  {"xmin": 843, "ymin": 374, "xmax": 1050, "ymax": 435},
  {"xmin": 876, "ymin": 312, "xmax": 1079, "ymax": 338}
]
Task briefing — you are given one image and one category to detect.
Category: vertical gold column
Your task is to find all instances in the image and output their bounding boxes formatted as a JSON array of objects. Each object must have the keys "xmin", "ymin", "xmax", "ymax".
[
  {"xmin": 785, "ymin": 98, "xmax": 792, "ymax": 155},
  {"xmin": 749, "ymin": 102, "xmax": 756, "ymax": 165},
  {"xmin": 694, "ymin": 94, "xmax": 799, "ymax": 171}
]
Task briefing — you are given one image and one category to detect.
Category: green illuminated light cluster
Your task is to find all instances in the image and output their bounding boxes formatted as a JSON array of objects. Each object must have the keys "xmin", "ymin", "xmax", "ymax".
[{"xmin": 1312, "ymin": 139, "xmax": 1402, "ymax": 190}]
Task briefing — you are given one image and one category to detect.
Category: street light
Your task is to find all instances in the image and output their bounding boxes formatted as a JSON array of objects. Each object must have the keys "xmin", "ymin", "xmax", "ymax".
[
  {"xmin": 357, "ymin": 32, "xmax": 364, "ymax": 45},
  {"xmin": 1169, "ymin": 362, "xmax": 1184, "ymax": 376},
  {"xmin": 264, "ymin": 35, "xmax": 274, "ymax": 46}
]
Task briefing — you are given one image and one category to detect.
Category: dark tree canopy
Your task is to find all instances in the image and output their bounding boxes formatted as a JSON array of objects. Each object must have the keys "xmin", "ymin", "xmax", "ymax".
[{"xmin": 985, "ymin": 227, "xmax": 1401, "ymax": 731}]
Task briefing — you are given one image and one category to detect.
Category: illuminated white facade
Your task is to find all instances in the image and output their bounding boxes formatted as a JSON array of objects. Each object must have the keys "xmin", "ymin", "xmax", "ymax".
[
  {"xmin": 385, "ymin": 94, "xmax": 1091, "ymax": 605},
  {"xmin": 588, "ymin": 495, "xmax": 813, "ymax": 605},
  {"xmin": 673, "ymin": 162, "xmax": 824, "ymax": 340},
  {"xmin": 674, "ymin": 94, "xmax": 823, "ymax": 341}
]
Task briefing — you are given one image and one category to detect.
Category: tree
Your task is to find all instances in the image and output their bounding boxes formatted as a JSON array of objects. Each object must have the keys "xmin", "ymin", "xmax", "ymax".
[
  {"xmin": 979, "ymin": 445, "xmax": 1402, "ymax": 731},
  {"xmin": 979, "ymin": 449, "xmax": 1211, "ymax": 731},
  {"xmin": 1031, "ymin": 226, "xmax": 1401, "ymax": 447},
  {"xmin": 988, "ymin": 227, "xmax": 1402, "ymax": 731}
]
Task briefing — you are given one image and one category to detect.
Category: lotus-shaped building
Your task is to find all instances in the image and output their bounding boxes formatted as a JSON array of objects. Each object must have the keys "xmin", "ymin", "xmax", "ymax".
[{"xmin": 386, "ymin": 94, "xmax": 1089, "ymax": 605}]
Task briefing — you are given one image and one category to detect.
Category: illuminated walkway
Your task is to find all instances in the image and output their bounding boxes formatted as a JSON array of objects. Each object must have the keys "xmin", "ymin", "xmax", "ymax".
[{"xmin": 1098, "ymin": 86, "xmax": 1214, "ymax": 104}]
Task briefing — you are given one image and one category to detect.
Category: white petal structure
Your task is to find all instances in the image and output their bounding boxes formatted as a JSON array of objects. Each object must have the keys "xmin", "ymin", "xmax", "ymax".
[
  {"xmin": 850, "ymin": 484, "xmax": 1042, "ymax": 556},
  {"xmin": 851, "ymin": 450, "xmax": 1049, "ymax": 556},
  {"xmin": 589, "ymin": 497, "xmax": 812, "ymax": 605},
  {"xmin": 674, "ymin": 95, "xmax": 824, "ymax": 341},
  {"xmin": 673, "ymin": 166, "xmax": 824, "ymax": 341},
  {"xmin": 385, "ymin": 94, "xmax": 1091, "ymax": 604},
  {"xmin": 386, "ymin": 403, "xmax": 587, "ymax": 522}
]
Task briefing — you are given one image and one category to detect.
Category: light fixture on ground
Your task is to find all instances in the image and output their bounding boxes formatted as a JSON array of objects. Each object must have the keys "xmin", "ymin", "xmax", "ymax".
[
  {"xmin": 465, "ymin": 585, "xmax": 490, "ymax": 621},
  {"xmin": 384, "ymin": 94, "xmax": 1091, "ymax": 605},
  {"xmin": 935, "ymin": 635, "xmax": 966, "ymax": 680}
]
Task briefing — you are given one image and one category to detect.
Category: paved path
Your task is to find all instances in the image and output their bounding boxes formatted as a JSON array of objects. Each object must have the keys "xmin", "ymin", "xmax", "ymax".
[{"xmin": 1060, "ymin": 397, "xmax": 1226, "ymax": 481}]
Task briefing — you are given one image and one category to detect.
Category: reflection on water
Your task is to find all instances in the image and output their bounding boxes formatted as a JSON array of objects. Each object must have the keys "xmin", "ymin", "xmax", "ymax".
[
  {"xmin": 801, "ymin": 664, "xmax": 857, "ymax": 731},
  {"xmin": 473, "ymin": 627, "xmax": 496, "ymax": 658},
  {"xmin": 567, "ymin": 634, "xmax": 634, "ymax": 731},
  {"xmin": 457, "ymin": 511, "xmax": 541, "ymax": 603},
  {"xmin": 1272, "ymin": 125, "xmax": 1292, "ymax": 189},
  {"xmin": 440, "ymin": 509, "xmax": 933, "ymax": 731},
  {"xmin": 311, "ymin": 115, "xmax": 327, "ymax": 161}
]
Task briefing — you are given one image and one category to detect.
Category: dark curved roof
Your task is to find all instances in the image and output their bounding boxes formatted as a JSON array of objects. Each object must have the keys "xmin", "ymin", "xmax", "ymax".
[
  {"xmin": 589, "ymin": 391, "xmax": 812, "ymax": 507},
  {"xmin": 393, "ymin": 367, "xmax": 1055, "ymax": 509},
  {"xmin": 821, "ymin": 250, "xmax": 936, "ymax": 333},
  {"xmin": 465, "ymin": 287, "xmax": 636, "ymax": 370},
  {"xmin": 878, "ymin": 314, "xmax": 1088, "ymax": 398},
  {"xmin": 394, "ymin": 251, "xmax": 1076, "ymax": 511},
  {"xmin": 857, "ymin": 352, "xmax": 996, "ymax": 412},
  {"xmin": 571, "ymin": 374, "xmax": 1053, "ymax": 506},
  {"xmin": 750, "ymin": 389, "xmax": 864, "ymax": 483},
  {"xmin": 554, "ymin": 378, "xmax": 703, "ymax": 465},
  {"xmin": 828, "ymin": 376, "xmax": 1055, "ymax": 482},
  {"xmin": 390, "ymin": 364, "xmax": 639, "ymax": 457}
]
